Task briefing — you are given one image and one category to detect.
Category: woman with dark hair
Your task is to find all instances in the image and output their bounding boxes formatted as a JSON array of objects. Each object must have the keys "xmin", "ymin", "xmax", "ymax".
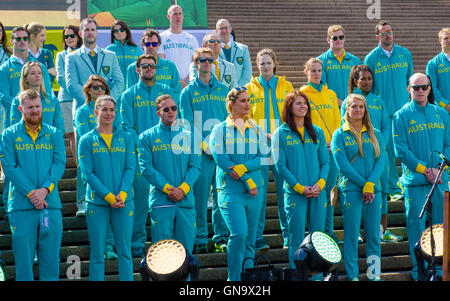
[
  {"xmin": 106, "ymin": 20, "xmax": 142, "ymax": 82},
  {"xmin": 342, "ymin": 65, "xmax": 402, "ymax": 243},
  {"xmin": 271, "ymin": 90, "xmax": 330, "ymax": 274},
  {"xmin": 0, "ymin": 21, "xmax": 12, "ymax": 135},
  {"xmin": 300, "ymin": 57, "xmax": 341, "ymax": 243},
  {"xmin": 55, "ymin": 25, "xmax": 82, "ymax": 175},
  {"xmin": 331, "ymin": 93, "xmax": 386, "ymax": 281},
  {"xmin": 210, "ymin": 87, "xmax": 266, "ymax": 281},
  {"xmin": 0, "ymin": 22, "xmax": 12, "ymax": 65}
]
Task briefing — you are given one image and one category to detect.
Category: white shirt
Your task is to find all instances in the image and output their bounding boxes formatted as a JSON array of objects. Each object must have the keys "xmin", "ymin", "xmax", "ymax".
[
  {"xmin": 81, "ymin": 45, "xmax": 99, "ymax": 55},
  {"xmin": 380, "ymin": 45, "xmax": 393, "ymax": 58},
  {"xmin": 445, "ymin": 53, "xmax": 450, "ymax": 63},
  {"xmin": 157, "ymin": 30, "xmax": 199, "ymax": 81}
]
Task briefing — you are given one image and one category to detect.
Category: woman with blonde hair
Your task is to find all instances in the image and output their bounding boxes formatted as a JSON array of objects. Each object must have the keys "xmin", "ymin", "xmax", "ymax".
[
  {"xmin": 210, "ymin": 86, "xmax": 266, "ymax": 280},
  {"xmin": 10, "ymin": 61, "xmax": 64, "ymax": 132},
  {"xmin": 246, "ymin": 48, "xmax": 294, "ymax": 249},
  {"xmin": 300, "ymin": 57, "xmax": 341, "ymax": 243},
  {"xmin": 25, "ymin": 22, "xmax": 56, "ymax": 78},
  {"xmin": 331, "ymin": 93, "xmax": 386, "ymax": 281}
]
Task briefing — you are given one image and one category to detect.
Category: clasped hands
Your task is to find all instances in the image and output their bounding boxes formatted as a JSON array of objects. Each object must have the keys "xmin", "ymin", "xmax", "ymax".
[
  {"xmin": 29, "ymin": 188, "xmax": 49, "ymax": 210},
  {"xmin": 228, "ymin": 166, "xmax": 257, "ymax": 197}
]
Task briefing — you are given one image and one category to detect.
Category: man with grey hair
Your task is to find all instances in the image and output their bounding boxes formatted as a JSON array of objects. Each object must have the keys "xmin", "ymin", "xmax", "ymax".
[
  {"xmin": 216, "ymin": 19, "xmax": 252, "ymax": 86},
  {"xmin": 189, "ymin": 32, "xmax": 237, "ymax": 90}
]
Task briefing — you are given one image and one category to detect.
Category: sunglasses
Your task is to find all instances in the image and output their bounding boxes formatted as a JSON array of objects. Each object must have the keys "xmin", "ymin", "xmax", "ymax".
[
  {"xmin": 331, "ymin": 35, "xmax": 345, "ymax": 41},
  {"xmin": 207, "ymin": 39, "xmax": 221, "ymax": 44},
  {"xmin": 13, "ymin": 36, "xmax": 29, "ymax": 42},
  {"xmin": 380, "ymin": 31, "xmax": 393, "ymax": 36},
  {"xmin": 197, "ymin": 57, "xmax": 214, "ymax": 64},
  {"xmin": 112, "ymin": 27, "xmax": 126, "ymax": 34},
  {"xmin": 410, "ymin": 84, "xmax": 430, "ymax": 91},
  {"xmin": 144, "ymin": 41, "xmax": 159, "ymax": 47},
  {"xmin": 64, "ymin": 33, "xmax": 76, "ymax": 39},
  {"xmin": 160, "ymin": 105, "xmax": 178, "ymax": 113},
  {"xmin": 92, "ymin": 85, "xmax": 106, "ymax": 91},
  {"xmin": 140, "ymin": 63, "xmax": 157, "ymax": 70},
  {"xmin": 235, "ymin": 86, "xmax": 247, "ymax": 91}
]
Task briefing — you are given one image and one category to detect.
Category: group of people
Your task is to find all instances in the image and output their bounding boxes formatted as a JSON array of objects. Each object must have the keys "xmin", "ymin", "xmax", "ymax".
[{"xmin": 0, "ymin": 3, "xmax": 449, "ymax": 282}]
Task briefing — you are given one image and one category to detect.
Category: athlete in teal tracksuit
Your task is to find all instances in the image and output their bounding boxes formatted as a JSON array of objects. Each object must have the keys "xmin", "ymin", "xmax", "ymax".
[
  {"xmin": 331, "ymin": 113, "xmax": 386, "ymax": 280},
  {"xmin": 10, "ymin": 92, "xmax": 65, "ymax": 132},
  {"xmin": 106, "ymin": 39, "xmax": 142, "ymax": 83},
  {"xmin": 210, "ymin": 115, "xmax": 265, "ymax": 281},
  {"xmin": 272, "ymin": 122, "xmax": 330, "ymax": 269},
  {"xmin": 364, "ymin": 43, "xmax": 413, "ymax": 196},
  {"xmin": 120, "ymin": 79, "xmax": 176, "ymax": 256},
  {"xmin": 138, "ymin": 120, "xmax": 201, "ymax": 254},
  {"xmin": 317, "ymin": 49, "xmax": 361, "ymax": 101},
  {"xmin": 179, "ymin": 75, "xmax": 229, "ymax": 251},
  {"xmin": 78, "ymin": 116, "xmax": 136, "ymax": 281},
  {"xmin": 393, "ymin": 96, "xmax": 450, "ymax": 280},
  {"xmin": 341, "ymin": 89, "xmax": 390, "ymax": 221},
  {"xmin": 126, "ymin": 57, "xmax": 181, "ymax": 93},
  {"xmin": 426, "ymin": 51, "xmax": 450, "ymax": 109},
  {"xmin": 0, "ymin": 118, "xmax": 66, "ymax": 280},
  {"xmin": 0, "ymin": 56, "xmax": 52, "ymax": 131},
  {"xmin": 0, "ymin": 57, "xmax": 52, "ymax": 210}
]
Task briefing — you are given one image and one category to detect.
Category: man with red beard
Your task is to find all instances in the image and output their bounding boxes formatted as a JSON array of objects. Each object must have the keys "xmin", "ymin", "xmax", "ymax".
[{"xmin": 0, "ymin": 89, "xmax": 66, "ymax": 280}]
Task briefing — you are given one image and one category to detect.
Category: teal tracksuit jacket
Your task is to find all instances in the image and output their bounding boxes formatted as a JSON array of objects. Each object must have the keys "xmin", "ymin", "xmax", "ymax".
[
  {"xmin": 126, "ymin": 57, "xmax": 181, "ymax": 96},
  {"xmin": 138, "ymin": 121, "xmax": 201, "ymax": 252},
  {"xmin": 78, "ymin": 126, "xmax": 136, "ymax": 281},
  {"xmin": 179, "ymin": 76, "xmax": 229, "ymax": 245},
  {"xmin": 120, "ymin": 80, "xmax": 176, "ymax": 141},
  {"xmin": 0, "ymin": 120, "xmax": 66, "ymax": 281},
  {"xmin": 392, "ymin": 100, "xmax": 450, "ymax": 280},
  {"xmin": 106, "ymin": 40, "xmax": 142, "ymax": 83},
  {"xmin": 0, "ymin": 120, "xmax": 66, "ymax": 212},
  {"xmin": 341, "ymin": 89, "xmax": 391, "ymax": 210},
  {"xmin": 317, "ymin": 49, "xmax": 361, "ymax": 101},
  {"xmin": 426, "ymin": 52, "xmax": 450, "ymax": 108},
  {"xmin": 363, "ymin": 44, "xmax": 414, "ymax": 117},
  {"xmin": 331, "ymin": 122, "xmax": 386, "ymax": 279},
  {"xmin": 272, "ymin": 123, "xmax": 330, "ymax": 268},
  {"xmin": 78, "ymin": 126, "xmax": 136, "ymax": 206},
  {"xmin": 120, "ymin": 79, "xmax": 176, "ymax": 250},
  {"xmin": 10, "ymin": 92, "xmax": 65, "ymax": 133},
  {"xmin": 0, "ymin": 55, "xmax": 52, "ymax": 129},
  {"xmin": 209, "ymin": 116, "xmax": 265, "ymax": 281}
]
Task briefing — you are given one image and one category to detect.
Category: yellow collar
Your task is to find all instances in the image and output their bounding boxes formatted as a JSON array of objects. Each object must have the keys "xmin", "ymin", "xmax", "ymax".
[
  {"xmin": 25, "ymin": 123, "xmax": 41, "ymax": 143},
  {"xmin": 334, "ymin": 49, "xmax": 346, "ymax": 63},
  {"xmin": 343, "ymin": 120, "xmax": 367, "ymax": 133}
]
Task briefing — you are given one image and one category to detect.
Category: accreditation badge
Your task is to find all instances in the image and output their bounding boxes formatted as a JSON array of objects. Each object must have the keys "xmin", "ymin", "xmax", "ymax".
[
  {"xmin": 102, "ymin": 66, "xmax": 111, "ymax": 75},
  {"xmin": 236, "ymin": 57, "xmax": 244, "ymax": 65}
]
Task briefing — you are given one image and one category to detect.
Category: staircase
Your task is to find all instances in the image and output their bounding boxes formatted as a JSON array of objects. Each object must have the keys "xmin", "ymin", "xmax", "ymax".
[{"xmin": 1, "ymin": 0, "xmax": 450, "ymax": 281}]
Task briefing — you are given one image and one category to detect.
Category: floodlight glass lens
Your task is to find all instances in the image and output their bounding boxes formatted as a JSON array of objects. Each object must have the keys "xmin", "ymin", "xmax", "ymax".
[{"xmin": 311, "ymin": 231, "xmax": 342, "ymax": 264}]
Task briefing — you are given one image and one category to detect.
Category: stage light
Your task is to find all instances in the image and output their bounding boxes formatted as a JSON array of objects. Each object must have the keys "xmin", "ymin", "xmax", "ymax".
[
  {"xmin": 294, "ymin": 231, "xmax": 343, "ymax": 281},
  {"xmin": 139, "ymin": 239, "xmax": 199, "ymax": 281},
  {"xmin": 414, "ymin": 224, "xmax": 443, "ymax": 281}
]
